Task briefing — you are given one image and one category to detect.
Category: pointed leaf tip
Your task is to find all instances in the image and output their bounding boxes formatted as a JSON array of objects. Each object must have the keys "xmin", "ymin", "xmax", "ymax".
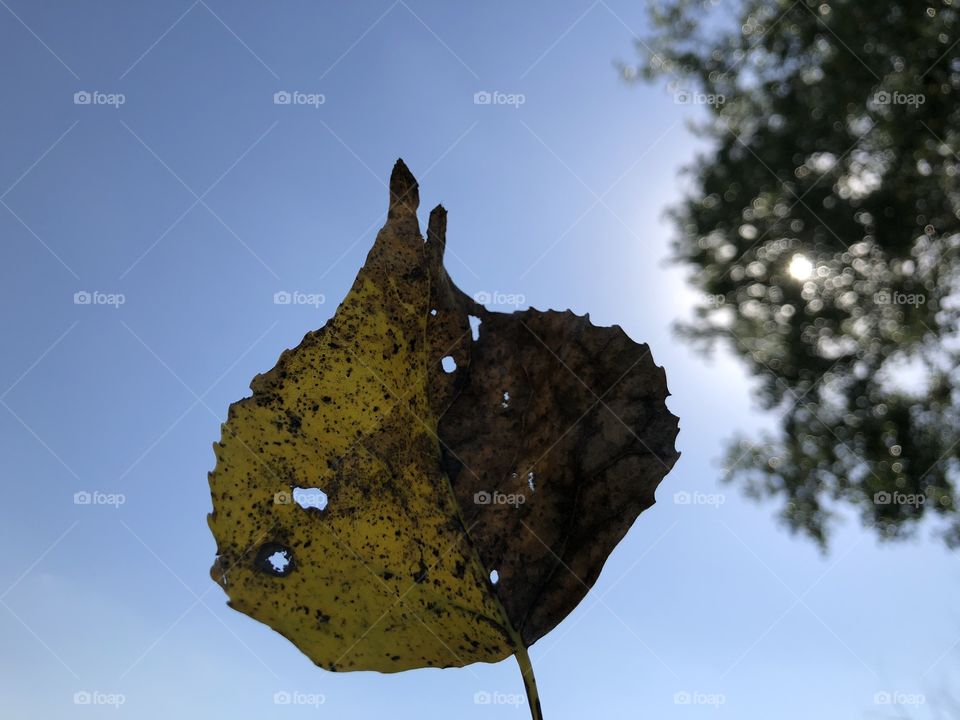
[
  {"xmin": 389, "ymin": 159, "xmax": 419, "ymax": 218},
  {"xmin": 427, "ymin": 204, "xmax": 447, "ymax": 250}
]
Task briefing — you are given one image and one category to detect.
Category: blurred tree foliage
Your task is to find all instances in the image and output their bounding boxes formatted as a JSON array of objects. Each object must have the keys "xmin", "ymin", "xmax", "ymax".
[{"xmin": 630, "ymin": 0, "xmax": 960, "ymax": 546}]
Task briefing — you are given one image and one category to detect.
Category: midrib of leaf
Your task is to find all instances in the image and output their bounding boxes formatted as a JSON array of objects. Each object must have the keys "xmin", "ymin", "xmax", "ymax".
[
  {"xmin": 424, "ymin": 269, "xmax": 544, "ymax": 720},
  {"xmin": 448, "ymin": 484, "xmax": 544, "ymax": 720}
]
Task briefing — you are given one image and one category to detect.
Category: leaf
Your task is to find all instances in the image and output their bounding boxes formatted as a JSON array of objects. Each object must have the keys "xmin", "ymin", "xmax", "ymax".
[{"xmin": 207, "ymin": 160, "xmax": 680, "ymax": 718}]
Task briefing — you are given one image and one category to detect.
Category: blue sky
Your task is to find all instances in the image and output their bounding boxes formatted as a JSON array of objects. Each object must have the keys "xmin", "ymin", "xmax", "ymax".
[{"xmin": 1, "ymin": 1, "xmax": 956, "ymax": 718}]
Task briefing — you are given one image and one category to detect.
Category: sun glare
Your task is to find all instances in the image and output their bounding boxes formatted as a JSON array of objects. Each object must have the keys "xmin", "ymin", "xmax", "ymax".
[{"xmin": 788, "ymin": 254, "xmax": 814, "ymax": 281}]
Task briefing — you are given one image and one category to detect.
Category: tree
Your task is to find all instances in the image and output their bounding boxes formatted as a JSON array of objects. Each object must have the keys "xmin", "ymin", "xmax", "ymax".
[{"xmin": 630, "ymin": 0, "xmax": 960, "ymax": 547}]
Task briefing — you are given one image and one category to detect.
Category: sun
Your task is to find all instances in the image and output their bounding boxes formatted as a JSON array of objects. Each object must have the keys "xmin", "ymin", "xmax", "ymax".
[{"xmin": 788, "ymin": 254, "xmax": 814, "ymax": 281}]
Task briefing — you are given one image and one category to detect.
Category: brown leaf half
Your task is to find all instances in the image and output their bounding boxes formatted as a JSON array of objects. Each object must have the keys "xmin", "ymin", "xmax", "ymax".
[{"xmin": 423, "ymin": 193, "xmax": 680, "ymax": 646}]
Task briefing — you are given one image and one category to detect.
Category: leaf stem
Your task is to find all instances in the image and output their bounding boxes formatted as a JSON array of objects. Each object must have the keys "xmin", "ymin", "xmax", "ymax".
[{"xmin": 514, "ymin": 644, "xmax": 543, "ymax": 720}]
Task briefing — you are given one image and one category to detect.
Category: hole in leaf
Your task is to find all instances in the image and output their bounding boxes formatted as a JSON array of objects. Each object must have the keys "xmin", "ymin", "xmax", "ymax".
[
  {"xmin": 441, "ymin": 356, "xmax": 457, "ymax": 373},
  {"xmin": 254, "ymin": 542, "xmax": 295, "ymax": 576},
  {"xmin": 527, "ymin": 472, "xmax": 536, "ymax": 492},
  {"xmin": 501, "ymin": 391, "xmax": 510, "ymax": 408},
  {"xmin": 468, "ymin": 315, "xmax": 481, "ymax": 341},
  {"xmin": 489, "ymin": 569, "xmax": 499, "ymax": 584},
  {"xmin": 268, "ymin": 551, "xmax": 291, "ymax": 573},
  {"xmin": 430, "ymin": 308, "xmax": 437, "ymax": 316},
  {"xmin": 293, "ymin": 486, "xmax": 328, "ymax": 511}
]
